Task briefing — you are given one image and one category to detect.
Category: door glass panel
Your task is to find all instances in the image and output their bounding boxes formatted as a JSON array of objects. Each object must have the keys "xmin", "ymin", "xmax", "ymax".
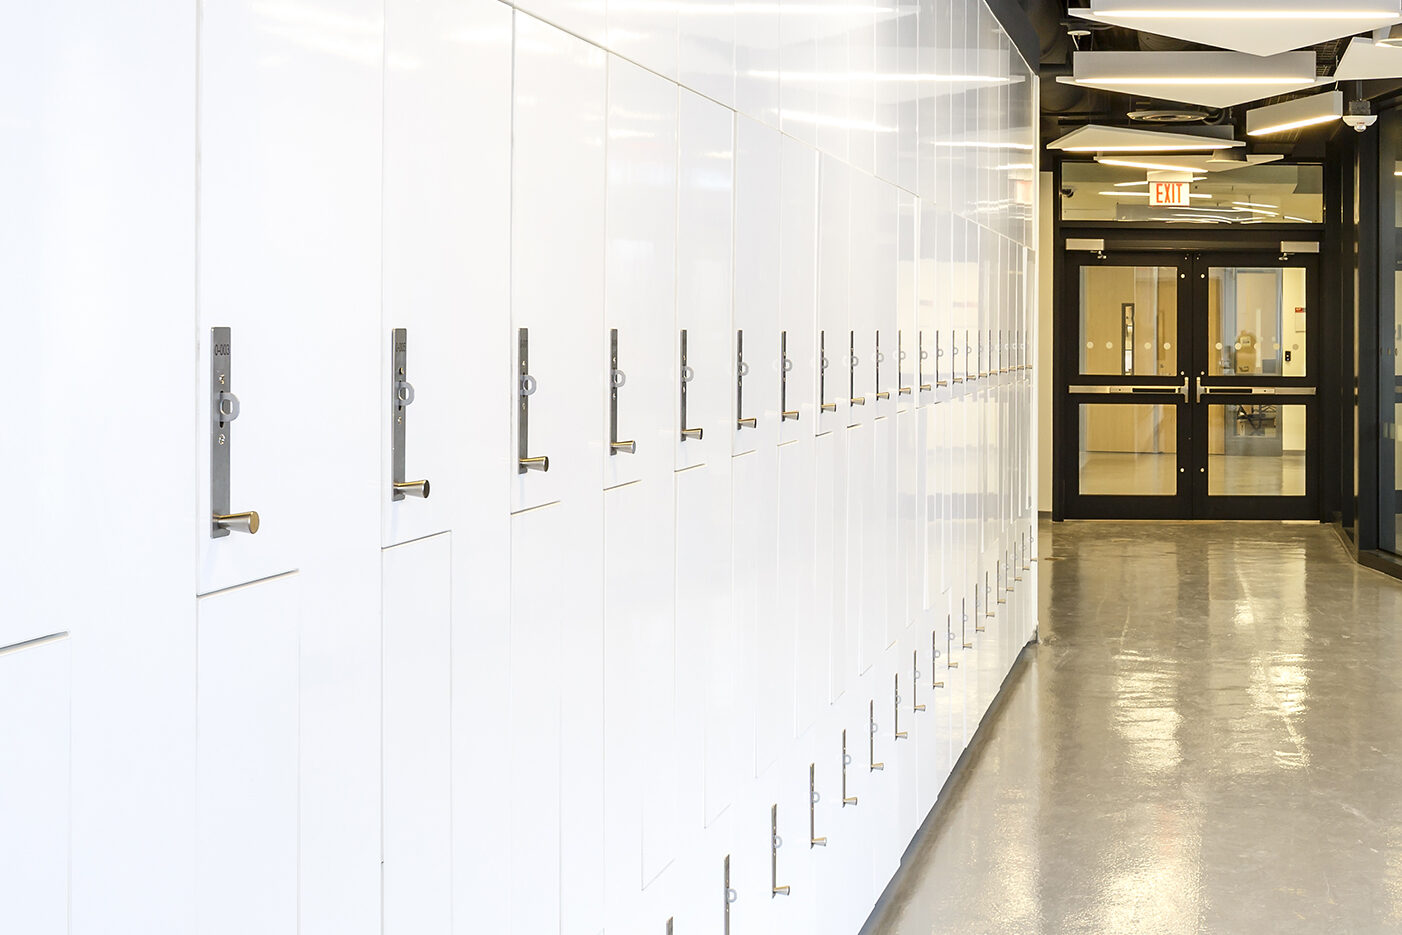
[
  {"xmin": 1079, "ymin": 266, "xmax": 1177, "ymax": 376},
  {"xmin": 1078, "ymin": 403, "xmax": 1177, "ymax": 495},
  {"xmin": 1207, "ymin": 266, "xmax": 1307, "ymax": 376},
  {"xmin": 1206, "ymin": 402, "xmax": 1306, "ymax": 496}
]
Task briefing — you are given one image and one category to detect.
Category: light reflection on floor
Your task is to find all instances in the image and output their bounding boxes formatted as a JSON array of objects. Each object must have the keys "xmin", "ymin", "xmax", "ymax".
[{"xmin": 863, "ymin": 520, "xmax": 1402, "ymax": 935}]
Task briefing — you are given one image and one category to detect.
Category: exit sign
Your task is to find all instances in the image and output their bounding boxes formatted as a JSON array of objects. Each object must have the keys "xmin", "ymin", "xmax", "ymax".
[{"xmin": 1149, "ymin": 180, "xmax": 1189, "ymax": 207}]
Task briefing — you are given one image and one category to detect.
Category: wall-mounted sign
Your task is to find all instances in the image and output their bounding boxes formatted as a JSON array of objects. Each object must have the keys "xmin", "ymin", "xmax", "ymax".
[{"xmin": 1149, "ymin": 180, "xmax": 1190, "ymax": 207}]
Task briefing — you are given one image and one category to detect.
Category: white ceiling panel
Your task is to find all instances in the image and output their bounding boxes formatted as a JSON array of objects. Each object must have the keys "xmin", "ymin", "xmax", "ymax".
[
  {"xmin": 1334, "ymin": 36, "xmax": 1402, "ymax": 80},
  {"xmin": 1048, "ymin": 123, "xmax": 1244, "ymax": 151},
  {"xmin": 1058, "ymin": 51, "xmax": 1328, "ymax": 108},
  {"xmin": 1071, "ymin": 0, "xmax": 1402, "ymax": 58}
]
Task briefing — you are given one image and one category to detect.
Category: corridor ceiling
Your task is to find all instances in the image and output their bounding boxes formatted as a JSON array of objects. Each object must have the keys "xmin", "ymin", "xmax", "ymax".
[{"xmin": 1038, "ymin": 0, "xmax": 1402, "ymax": 158}]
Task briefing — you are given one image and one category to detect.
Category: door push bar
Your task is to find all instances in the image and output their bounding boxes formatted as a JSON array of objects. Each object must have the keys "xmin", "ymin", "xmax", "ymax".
[
  {"xmin": 1195, "ymin": 384, "xmax": 1317, "ymax": 403},
  {"xmin": 1068, "ymin": 380, "xmax": 1189, "ymax": 400}
]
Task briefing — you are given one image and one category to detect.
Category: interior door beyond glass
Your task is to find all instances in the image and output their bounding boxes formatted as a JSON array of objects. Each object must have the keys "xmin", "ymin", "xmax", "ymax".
[
  {"xmin": 1189, "ymin": 254, "xmax": 1318, "ymax": 518},
  {"xmin": 1063, "ymin": 253, "xmax": 1192, "ymax": 518}
]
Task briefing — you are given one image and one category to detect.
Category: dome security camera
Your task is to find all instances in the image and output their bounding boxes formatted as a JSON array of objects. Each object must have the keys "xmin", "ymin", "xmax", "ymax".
[
  {"xmin": 1344, "ymin": 100, "xmax": 1376, "ymax": 133},
  {"xmin": 1343, "ymin": 113, "xmax": 1377, "ymax": 133}
]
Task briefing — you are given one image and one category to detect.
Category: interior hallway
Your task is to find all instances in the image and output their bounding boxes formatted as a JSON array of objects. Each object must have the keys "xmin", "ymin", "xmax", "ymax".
[{"xmin": 865, "ymin": 520, "xmax": 1402, "ymax": 935}]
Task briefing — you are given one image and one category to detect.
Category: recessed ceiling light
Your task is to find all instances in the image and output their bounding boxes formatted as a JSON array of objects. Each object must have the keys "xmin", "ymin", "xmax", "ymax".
[
  {"xmin": 1101, "ymin": 9, "xmax": 1398, "ymax": 18},
  {"xmin": 1246, "ymin": 90, "xmax": 1343, "ymax": 136}
]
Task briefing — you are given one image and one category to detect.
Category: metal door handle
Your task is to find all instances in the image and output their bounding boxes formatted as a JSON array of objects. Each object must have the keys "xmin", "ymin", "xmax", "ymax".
[
  {"xmin": 517, "ymin": 328, "xmax": 551, "ymax": 474},
  {"xmin": 609, "ymin": 329, "xmax": 637, "ymax": 456},
  {"xmin": 210, "ymin": 327, "xmax": 260, "ymax": 537},
  {"xmin": 391, "ymin": 328, "xmax": 432, "ymax": 500},
  {"xmin": 736, "ymin": 330, "xmax": 757, "ymax": 429},
  {"xmin": 821, "ymin": 403, "xmax": 836, "ymax": 412},
  {"xmin": 898, "ymin": 387, "xmax": 912, "ymax": 396},
  {"xmin": 894, "ymin": 674, "xmax": 908, "ymax": 739},
  {"xmin": 780, "ymin": 331, "xmax": 800, "ymax": 422},
  {"xmin": 850, "ymin": 396, "xmax": 866, "ymax": 405},
  {"xmin": 869, "ymin": 700, "xmax": 884, "ymax": 771},
  {"xmin": 213, "ymin": 511, "xmax": 260, "ymax": 535},
  {"xmin": 680, "ymin": 329, "xmax": 702, "ymax": 441},
  {"xmin": 771, "ymin": 804, "xmax": 790, "ymax": 897},
  {"xmin": 809, "ymin": 763, "xmax": 826, "ymax": 847},
  {"xmin": 876, "ymin": 391, "xmax": 890, "ymax": 400},
  {"xmin": 841, "ymin": 730, "xmax": 858, "ymax": 806}
]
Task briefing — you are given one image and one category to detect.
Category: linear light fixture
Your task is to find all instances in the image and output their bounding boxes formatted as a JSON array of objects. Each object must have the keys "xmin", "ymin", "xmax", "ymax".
[
  {"xmin": 1096, "ymin": 157, "xmax": 1205, "ymax": 172},
  {"xmin": 1231, "ymin": 200, "xmax": 1279, "ymax": 209},
  {"xmin": 1100, "ymin": 9, "xmax": 1399, "ymax": 18},
  {"xmin": 1246, "ymin": 89, "xmax": 1343, "ymax": 136}
]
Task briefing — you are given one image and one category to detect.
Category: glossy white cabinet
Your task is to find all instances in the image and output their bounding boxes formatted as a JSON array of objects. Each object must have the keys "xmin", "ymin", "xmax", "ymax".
[{"xmin": 7, "ymin": 0, "xmax": 1042, "ymax": 932}]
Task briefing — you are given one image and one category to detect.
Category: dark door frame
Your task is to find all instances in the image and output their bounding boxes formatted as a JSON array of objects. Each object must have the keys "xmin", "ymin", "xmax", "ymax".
[{"xmin": 1052, "ymin": 234, "xmax": 1328, "ymax": 521}]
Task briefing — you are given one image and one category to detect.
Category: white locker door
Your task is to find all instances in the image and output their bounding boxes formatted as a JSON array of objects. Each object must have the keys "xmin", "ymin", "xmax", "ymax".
[
  {"xmin": 896, "ymin": 193, "xmax": 919, "ymax": 417},
  {"xmin": 872, "ymin": 180, "xmax": 899, "ymax": 421},
  {"xmin": 817, "ymin": 156, "xmax": 850, "ymax": 435},
  {"xmin": 736, "ymin": 447, "xmax": 782, "ymax": 775},
  {"xmin": 512, "ymin": 13, "xmax": 607, "ymax": 512},
  {"xmin": 850, "ymin": 423, "xmax": 878, "ymax": 676},
  {"xmin": 197, "ymin": 0, "xmax": 381, "ymax": 595},
  {"xmin": 846, "ymin": 172, "xmax": 875, "ymax": 430},
  {"xmin": 383, "ymin": 0, "xmax": 505, "ymax": 546},
  {"xmin": 872, "ymin": 417, "xmax": 897, "ymax": 652},
  {"xmin": 733, "ymin": 115, "xmax": 781, "ymax": 457},
  {"xmin": 196, "ymin": 575, "xmax": 300, "ymax": 935},
  {"xmin": 779, "ymin": 137, "xmax": 818, "ymax": 447},
  {"xmin": 820, "ymin": 430, "xmax": 850, "ymax": 702},
  {"xmin": 676, "ymin": 90, "xmax": 735, "ymax": 471},
  {"xmin": 382, "ymin": 533, "xmax": 452, "ymax": 935},
  {"xmin": 898, "ymin": 407, "xmax": 922, "ymax": 640},
  {"xmin": 0, "ymin": 636, "xmax": 70, "ymax": 935},
  {"xmin": 674, "ymin": 462, "xmax": 734, "ymax": 828},
  {"xmin": 605, "ymin": 57, "xmax": 678, "ymax": 491},
  {"xmin": 782, "ymin": 439, "xmax": 823, "ymax": 737},
  {"xmin": 509, "ymin": 499, "xmax": 605, "ymax": 935},
  {"xmin": 602, "ymin": 478, "xmax": 677, "ymax": 931}
]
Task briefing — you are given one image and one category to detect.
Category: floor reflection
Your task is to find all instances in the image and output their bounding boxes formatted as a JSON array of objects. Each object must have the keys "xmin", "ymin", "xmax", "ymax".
[{"xmin": 864, "ymin": 521, "xmax": 1402, "ymax": 935}]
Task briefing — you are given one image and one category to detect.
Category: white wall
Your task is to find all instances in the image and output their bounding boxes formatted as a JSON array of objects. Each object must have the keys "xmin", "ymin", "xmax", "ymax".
[{"xmin": 2, "ymin": 1, "xmax": 1038, "ymax": 934}]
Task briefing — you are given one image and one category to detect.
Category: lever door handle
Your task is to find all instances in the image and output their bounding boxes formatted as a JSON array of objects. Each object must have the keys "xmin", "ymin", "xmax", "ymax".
[
  {"xmin": 393, "ymin": 480, "xmax": 430, "ymax": 498},
  {"xmin": 210, "ymin": 327, "xmax": 262, "ymax": 538},
  {"xmin": 737, "ymin": 417, "xmax": 757, "ymax": 429},
  {"xmin": 608, "ymin": 330, "xmax": 638, "ymax": 456},
  {"xmin": 850, "ymin": 396, "xmax": 866, "ymax": 405},
  {"xmin": 213, "ymin": 511, "xmax": 259, "ymax": 535},
  {"xmin": 517, "ymin": 328, "xmax": 551, "ymax": 474},
  {"xmin": 782, "ymin": 410, "xmax": 800, "ymax": 421},
  {"xmin": 898, "ymin": 386, "xmax": 912, "ymax": 396},
  {"xmin": 391, "ymin": 328, "xmax": 431, "ymax": 500},
  {"xmin": 876, "ymin": 391, "xmax": 890, "ymax": 400},
  {"xmin": 821, "ymin": 403, "xmax": 836, "ymax": 412},
  {"xmin": 681, "ymin": 427, "xmax": 704, "ymax": 440}
]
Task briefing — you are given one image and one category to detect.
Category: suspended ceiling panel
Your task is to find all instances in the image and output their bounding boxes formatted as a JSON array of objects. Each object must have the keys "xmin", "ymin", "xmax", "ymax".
[
  {"xmin": 1058, "ymin": 51, "xmax": 1327, "ymax": 108},
  {"xmin": 1070, "ymin": 0, "xmax": 1402, "ymax": 58},
  {"xmin": 1047, "ymin": 123, "xmax": 1245, "ymax": 151},
  {"xmin": 1334, "ymin": 36, "xmax": 1402, "ymax": 80}
]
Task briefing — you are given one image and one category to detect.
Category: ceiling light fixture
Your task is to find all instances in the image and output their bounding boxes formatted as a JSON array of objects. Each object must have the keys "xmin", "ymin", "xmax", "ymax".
[
  {"xmin": 1378, "ymin": 23, "xmax": 1402, "ymax": 46},
  {"xmin": 1048, "ymin": 124, "xmax": 1244, "ymax": 153},
  {"xmin": 1245, "ymin": 89, "xmax": 1343, "ymax": 136},
  {"xmin": 1096, "ymin": 157, "xmax": 1205, "ymax": 172},
  {"xmin": 1231, "ymin": 200, "xmax": 1280, "ymax": 208},
  {"xmin": 1070, "ymin": 0, "xmax": 1402, "ymax": 57}
]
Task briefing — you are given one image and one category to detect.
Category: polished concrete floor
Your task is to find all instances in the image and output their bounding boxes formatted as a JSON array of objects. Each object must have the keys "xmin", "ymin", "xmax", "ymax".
[{"xmin": 865, "ymin": 520, "xmax": 1402, "ymax": 935}]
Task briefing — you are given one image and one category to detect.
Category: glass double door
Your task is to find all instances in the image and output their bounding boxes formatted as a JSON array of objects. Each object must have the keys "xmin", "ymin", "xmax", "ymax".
[{"xmin": 1059, "ymin": 251, "xmax": 1319, "ymax": 519}]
